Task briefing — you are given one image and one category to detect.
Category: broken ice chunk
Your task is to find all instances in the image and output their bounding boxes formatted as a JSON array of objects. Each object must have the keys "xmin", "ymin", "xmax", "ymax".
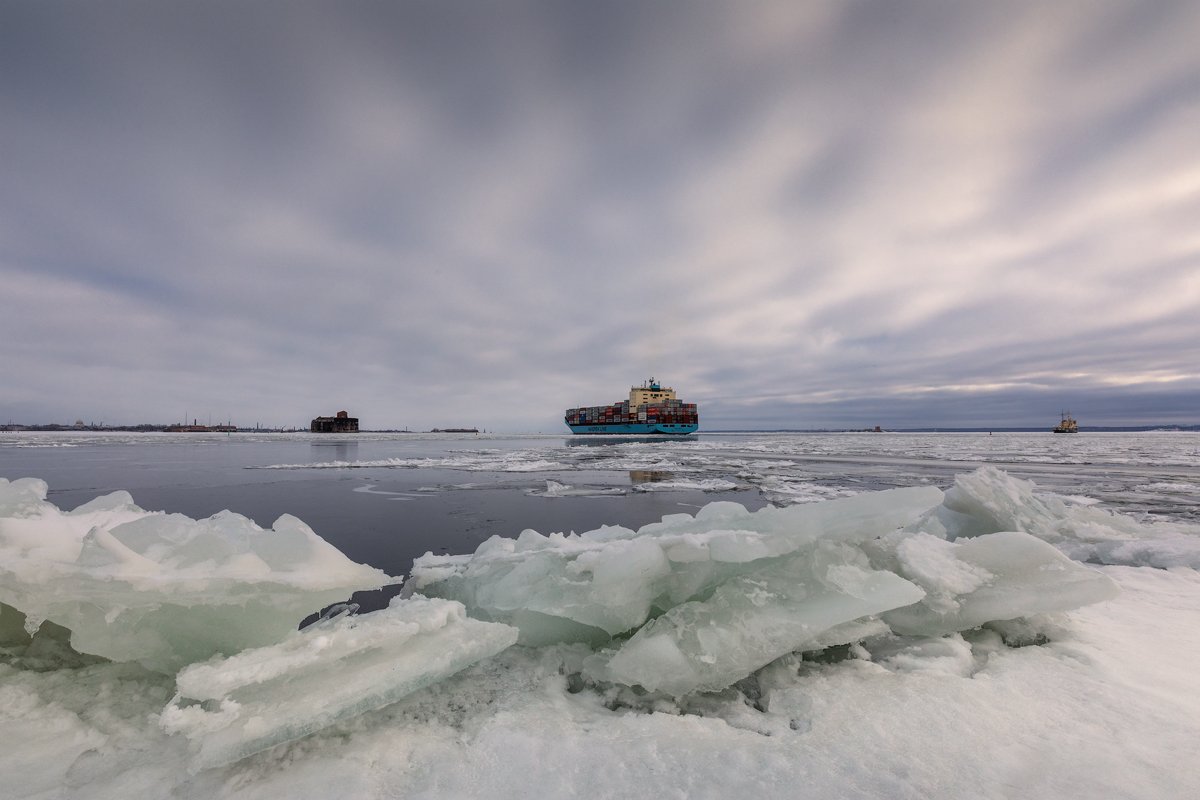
[
  {"xmin": 586, "ymin": 548, "xmax": 926, "ymax": 696},
  {"xmin": 161, "ymin": 596, "xmax": 518, "ymax": 769},
  {"xmin": 927, "ymin": 466, "xmax": 1150, "ymax": 544},
  {"xmin": 410, "ymin": 486, "xmax": 943, "ymax": 646},
  {"xmin": 0, "ymin": 478, "xmax": 395, "ymax": 671},
  {"xmin": 883, "ymin": 531, "xmax": 1119, "ymax": 636},
  {"xmin": 912, "ymin": 466, "xmax": 1200, "ymax": 568}
]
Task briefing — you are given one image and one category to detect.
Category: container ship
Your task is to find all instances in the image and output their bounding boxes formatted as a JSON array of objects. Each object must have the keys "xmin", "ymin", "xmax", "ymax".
[{"xmin": 565, "ymin": 378, "xmax": 699, "ymax": 435}]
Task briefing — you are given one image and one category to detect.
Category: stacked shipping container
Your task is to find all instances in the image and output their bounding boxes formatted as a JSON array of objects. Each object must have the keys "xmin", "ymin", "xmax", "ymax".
[{"xmin": 564, "ymin": 398, "xmax": 698, "ymax": 428}]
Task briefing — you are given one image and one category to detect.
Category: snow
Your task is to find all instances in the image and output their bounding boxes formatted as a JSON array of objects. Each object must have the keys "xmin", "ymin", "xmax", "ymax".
[{"xmin": 2, "ymin": 465, "xmax": 1200, "ymax": 798}]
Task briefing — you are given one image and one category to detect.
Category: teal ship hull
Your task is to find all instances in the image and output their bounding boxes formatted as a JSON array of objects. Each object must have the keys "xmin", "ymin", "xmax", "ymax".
[{"xmin": 567, "ymin": 422, "xmax": 698, "ymax": 435}]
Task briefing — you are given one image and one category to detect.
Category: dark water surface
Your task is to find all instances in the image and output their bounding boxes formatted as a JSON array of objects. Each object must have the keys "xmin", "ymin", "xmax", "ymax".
[{"xmin": 0, "ymin": 433, "xmax": 766, "ymax": 590}]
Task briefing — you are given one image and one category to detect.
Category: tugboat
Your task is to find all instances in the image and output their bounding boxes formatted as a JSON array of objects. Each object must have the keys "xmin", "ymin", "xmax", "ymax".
[
  {"xmin": 1053, "ymin": 411, "xmax": 1079, "ymax": 433},
  {"xmin": 565, "ymin": 378, "xmax": 699, "ymax": 435}
]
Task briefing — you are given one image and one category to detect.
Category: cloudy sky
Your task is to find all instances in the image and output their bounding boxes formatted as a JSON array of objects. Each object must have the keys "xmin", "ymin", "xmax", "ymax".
[{"xmin": 2, "ymin": 1, "xmax": 1198, "ymax": 431}]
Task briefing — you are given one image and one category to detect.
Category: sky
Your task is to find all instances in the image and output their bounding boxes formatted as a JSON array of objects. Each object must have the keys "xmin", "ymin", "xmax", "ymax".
[{"xmin": 2, "ymin": 0, "xmax": 1198, "ymax": 432}]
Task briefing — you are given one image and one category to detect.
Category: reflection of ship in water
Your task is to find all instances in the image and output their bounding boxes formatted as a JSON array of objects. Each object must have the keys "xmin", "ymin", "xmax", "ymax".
[
  {"xmin": 630, "ymin": 470, "xmax": 673, "ymax": 484},
  {"xmin": 567, "ymin": 436, "xmax": 691, "ymax": 447},
  {"xmin": 310, "ymin": 440, "xmax": 359, "ymax": 461}
]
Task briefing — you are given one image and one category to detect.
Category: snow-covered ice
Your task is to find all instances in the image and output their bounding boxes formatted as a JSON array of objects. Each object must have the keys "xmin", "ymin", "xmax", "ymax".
[{"xmin": 2, "ymin": 461, "xmax": 1200, "ymax": 799}]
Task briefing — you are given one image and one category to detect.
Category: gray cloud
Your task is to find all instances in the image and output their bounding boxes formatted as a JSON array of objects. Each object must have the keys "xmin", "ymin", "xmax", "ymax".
[{"xmin": 2, "ymin": 1, "xmax": 1197, "ymax": 431}]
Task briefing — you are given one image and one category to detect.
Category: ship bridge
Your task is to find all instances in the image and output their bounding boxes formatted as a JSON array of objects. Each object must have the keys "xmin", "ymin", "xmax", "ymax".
[{"xmin": 629, "ymin": 377, "xmax": 676, "ymax": 407}]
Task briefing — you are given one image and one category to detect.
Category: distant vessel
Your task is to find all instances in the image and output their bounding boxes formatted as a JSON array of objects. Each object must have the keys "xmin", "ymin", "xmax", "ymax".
[
  {"xmin": 1053, "ymin": 411, "xmax": 1079, "ymax": 433},
  {"xmin": 565, "ymin": 378, "xmax": 699, "ymax": 435}
]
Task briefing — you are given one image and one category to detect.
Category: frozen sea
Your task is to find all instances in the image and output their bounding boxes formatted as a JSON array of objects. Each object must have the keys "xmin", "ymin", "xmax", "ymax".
[{"xmin": 2, "ymin": 430, "xmax": 1200, "ymax": 799}]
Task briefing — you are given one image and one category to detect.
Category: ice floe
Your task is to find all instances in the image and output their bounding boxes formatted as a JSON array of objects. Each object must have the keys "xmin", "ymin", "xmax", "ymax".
[
  {"xmin": 631, "ymin": 477, "xmax": 738, "ymax": 492},
  {"xmin": 752, "ymin": 475, "xmax": 859, "ymax": 504},
  {"xmin": 527, "ymin": 480, "xmax": 626, "ymax": 497}
]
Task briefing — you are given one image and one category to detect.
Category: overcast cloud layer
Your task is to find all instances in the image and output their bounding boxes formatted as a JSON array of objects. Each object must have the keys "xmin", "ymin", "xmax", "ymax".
[{"xmin": 2, "ymin": 0, "xmax": 1198, "ymax": 431}]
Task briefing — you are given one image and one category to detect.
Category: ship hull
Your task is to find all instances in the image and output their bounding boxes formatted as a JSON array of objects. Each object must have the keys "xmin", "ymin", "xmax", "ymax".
[{"xmin": 567, "ymin": 423, "xmax": 698, "ymax": 435}]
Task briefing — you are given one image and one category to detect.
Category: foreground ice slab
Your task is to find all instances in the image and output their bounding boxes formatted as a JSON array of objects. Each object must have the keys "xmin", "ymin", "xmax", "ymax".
[
  {"xmin": 413, "ymin": 475, "xmax": 1126, "ymax": 696},
  {"xmin": 409, "ymin": 487, "xmax": 944, "ymax": 646},
  {"xmin": 587, "ymin": 550, "xmax": 925, "ymax": 695},
  {"xmin": 160, "ymin": 596, "xmax": 518, "ymax": 769},
  {"xmin": 0, "ymin": 478, "xmax": 395, "ymax": 671}
]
